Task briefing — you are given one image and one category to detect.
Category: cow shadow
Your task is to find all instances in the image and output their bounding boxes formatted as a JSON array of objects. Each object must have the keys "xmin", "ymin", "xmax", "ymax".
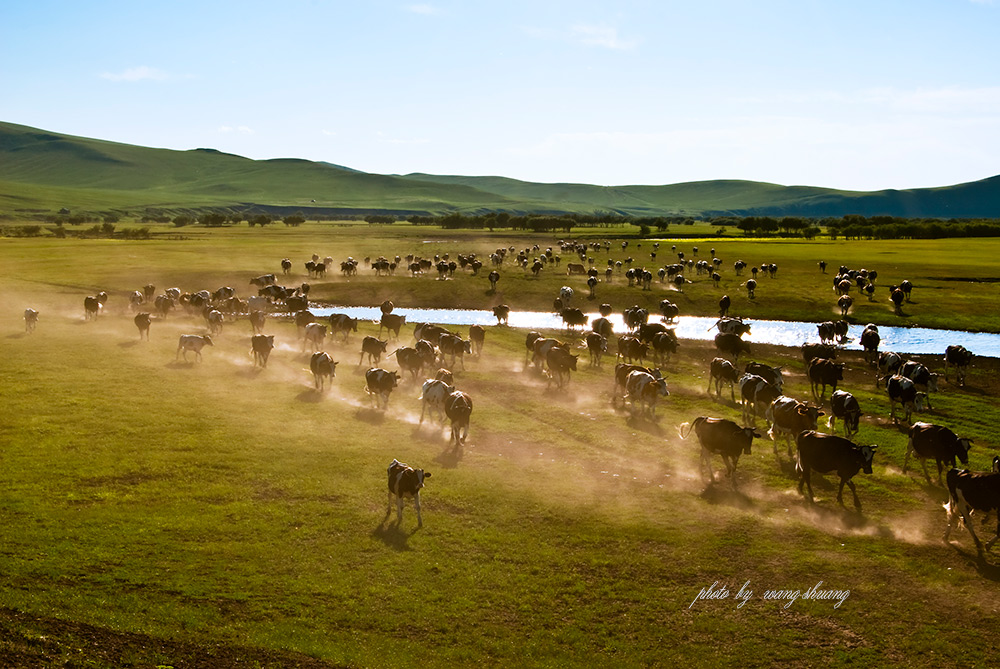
[
  {"xmin": 372, "ymin": 521, "xmax": 416, "ymax": 551},
  {"xmin": 165, "ymin": 361, "xmax": 196, "ymax": 369},
  {"xmin": 625, "ymin": 415, "xmax": 665, "ymax": 436},
  {"xmin": 295, "ymin": 388, "xmax": 324, "ymax": 403},
  {"xmin": 118, "ymin": 340, "xmax": 140, "ymax": 349},
  {"xmin": 236, "ymin": 367, "xmax": 264, "ymax": 379},
  {"xmin": 355, "ymin": 407, "xmax": 387, "ymax": 424},
  {"xmin": 946, "ymin": 544, "xmax": 1000, "ymax": 578},
  {"xmin": 434, "ymin": 445, "xmax": 462, "ymax": 469},
  {"xmin": 7, "ymin": 333, "xmax": 27, "ymax": 339},
  {"xmin": 700, "ymin": 483, "xmax": 755, "ymax": 511}
]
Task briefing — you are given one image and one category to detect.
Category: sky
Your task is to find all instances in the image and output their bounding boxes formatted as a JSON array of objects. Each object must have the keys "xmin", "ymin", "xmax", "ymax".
[{"xmin": 2, "ymin": 0, "xmax": 998, "ymax": 191}]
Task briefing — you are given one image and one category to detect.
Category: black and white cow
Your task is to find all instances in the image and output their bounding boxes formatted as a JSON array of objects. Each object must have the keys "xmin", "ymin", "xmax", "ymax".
[
  {"xmin": 877, "ymin": 351, "xmax": 903, "ymax": 387},
  {"xmin": 328, "ymin": 313, "xmax": 359, "ymax": 342},
  {"xmin": 310, "ymin": 351, "xmax": 337, "ymax": 390},
  {"xmin": 385, "ymin": 459, "xmax": 431, "ymax": 527},
  {"xmin": 743, "ymin": 362, "xmax": 783, "ymax": 391},
  {"xmin": 828, "ymin": 390, "xmax": 861, "ymax": 437},
  {"xmin": 886, "ymin": 375, "xmax": 926, "ymax": 424},
  {"xmin": 899, "ymin": 361, "xmax": 939, "ymax": 408},
  {"xmin": 419, "ymin": 378, "xmax": 454, "ymax": 424},
  {"xmin": 795, "ymin": 430, "xmax": 877, "ymax": 510},
  {"xmin": 176, "ymin": 334, "xmax": 213, "ymax": 362},
  {"xmin": 439, "ymin": 333, "xmax": 472, "ymax": 370},
  {"xmin": 365, "ymin": 368, "xmax": 400, "ymax": 410},
  {"xmin": 807, "ymin": 358, "xmax": 844, "ymax": 400},
  {"xmin": 904, "ymin": 422, "xmax": 972, "ymax": 485},
  {"xmin": 679, "ymin": 416, "xmax": 761, "ymax": 488},
  {"xmin": 714, "ymin": 317, "xmax": 751, "ymax": 337},
  {"xmin": 250, "ymin": 334, "xmax": 275, "ymax": 368},
  {"xmin": 944, "ymin": 467, "xmax": 1000, "ymax": 556}
]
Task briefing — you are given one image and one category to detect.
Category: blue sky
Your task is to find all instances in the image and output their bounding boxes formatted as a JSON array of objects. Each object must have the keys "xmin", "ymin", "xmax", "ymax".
[{"xmin": 2, "ymin": 1, "xmax": 998, "ymax": 191}]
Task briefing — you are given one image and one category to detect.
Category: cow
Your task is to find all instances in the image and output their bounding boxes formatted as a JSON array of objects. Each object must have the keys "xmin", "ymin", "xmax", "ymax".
[
  {"xmin": 838, "ymin": 295, "xmax": 854, "ymax": 318},
  {"xmin": 294, "ymin": 310, "xmax": 317, "ymax": 337},
  {"xmin": 128, "ymin": 290, "xmax": 144, "ymax": 312},
  {"xmin": 718, "ymin": 295, "xmax": 731, "ymax": 318},
  {"xmin": 860, "ymin": 325, "xmax": 880, "ymax": 366},
  {"xmin": 886, "ymin": 375, "xmax": 926, "ymax": 424},
  {"xmin": 546, "ymin": 346, "xmax": 579, "ymax": 389},
  {"xmin": 708, "ymin": 357, "xmax": 739, "ymax": 401},
  {"xmin": 414, "ymin": 322, "xmax": 451, "ymax": 344},
  {"xmin": 133, "ymin": 312, "xmax": 151, "ymax": 341},
  {"xmin": 328, "ymin": 313, "xmax": 359, "ymax": 342},
  {"xmin": 903, "ymin": 422, "xmax": 973, "ymax": 485},
  {"xmin": 303, "ymin": 322, "xmax": 327, "ymax": 352},
  {"xmin": 206, "ymin": 309, "xmax": 224, "ymax": 335},
  {"xmin": 623, "ymin": 370, "xmax": 669, "ymax": 418},
  {"xmin": 392, "ymin": 346, "xmax": 428, "ymax": 382},
  {"xmin": 286, "ymin": 296, "xmax": 309, "ymax": 313},
  {"xmin": 308, "ymin": 351, "xmax": 337, "ymax": 390},
  {"xmin": 487, "ymin": 270, "xmax": 500, "ymax": 292},
  {"xmin": 281, "ymin": 258, "xmax": 292, "ymax": 274},
  {"xmin": 623, "ymin": 305, "xmax": 649, "ymax": 331},
  {"xmin": 890, "ymin": 286, "xmax": 905, "ymax": 314},
  {"xmin": 385, "ymin": 459, "xmax": 431, "ymax": 527},
  {"xmin": 899, "ymin": 360, "xmax": 939, "ymax": 408},
  {"xmin": 359, "ymin": 336, "xmax": 389, "ymax": 366},
  {"xmin": 659, "ymin": 299, "xmax": 679, "ymax": 323},
  {"xmin": 795, "ymin": 431, "xmax": 877, "ymax": 510},
  {"xmin": 713, "ymin": 317, "xmax": 751, "ymax": 337},
  {"xmin": 566, "ymin": 262, "xmax": 586, "ymax": 275},
  {"xmin": 245, "ymin": 310, "xmax": 265, "ymax": 334},
  {"xmin": 817, "ymin": 321, "xmax": 836, "ymax": 345},
  {"xmin": 944, "ymin": 344, "xmax": 974, "ymax": 387},
  {"xmin": 679, "ymin": 417, "xmax": 761, "ymax": 488},
  {"xmin": 493, "ymin": 304, "xmax": 510, "ymax": 325},
  {"xmin": 560, "ymin": 307, "xmax": 587, "ymax": 331},
  {"xmin": 439, "ymin": 333, "xmax": 472, "ymax": 370},
  {"xmin": 176, "ymin": 334, "xmax": 213, "ymax": 362},
  {"xmin": 154, "ymin": 294, "xmax": 174, "ymax": 318},
  {"xmin": 591, "ymin": 317, "xmax": 614, "ymax": 340},
  {"xmin": 250, "ymin": 274, "xmax": 276, "ymax": 287},
  {"xmin": 650, "ymin": 331, "xmax": 678, "ymax": 364},
  {"xmin": 444, "ymin": 391, "xmax": 473, "ymax": 448},
  {"xmin": 743, "ymin": 362, "xmax": 783, "ymax": 391},
  {"xmin": 802, "ymin": 343, "xmax": 837, "ymax": 365},
  {"xmin": 559, "ymin": 286, "xmax": 574, "ymax": 305},
  {"xmin": 828, "ymin": 390, "xmax": 861, "ymax": 437},
  {"xmin": 807, "ymin": 358, "xmax": 844, "ymax": 400},
  {"xmin": 365, "ymin": 367, "xmax": 400, "ymax": 410},
  {"xmin": 585, "ymin": 332, "xmax": 608, "ymax": 367},
  {"xmin": 745, "ymin": 279, "xmax": 757, "ymax": 299},
  {"xmin": 767, "ymin": 396, "xmax": 825, "ymax": 458},
  {"xmin": 23, "ymin": 308, "xmax": 38, "ymax": 333},
  {"xmin": 943, "ymin": 467, "xmax": 1000, "ymax": 556},
  {"xmin": 379, "ymin": 313, "xmax": 407, "ymax": 339},
  {"xmin": 83, "ymin": 294, "xmax": 105, "ymax": 320},
  {"xmin": 738, "ymin": 374, "xmax": 781, "ymax": 426},
  {"xmin": 876, "ymin": 351, "xmax": 903, "ymax": 387},
  {"xmin": 714, "ymin": 333, "xmax": 751, "ymax": 363},
  {"xmin": 419, "ymin": 378, "xmax": 454, "ymax": 424},
  {"xmin": 532, "ymin": 337, "xmax": 566, "ymax": 369},
  {"xmin": 250, "ymin": 334, "xmax": 275, "ymax": 368},
  {"xmin": 617, "ymin": 336, "xmax": 649, "ymax": 365}
]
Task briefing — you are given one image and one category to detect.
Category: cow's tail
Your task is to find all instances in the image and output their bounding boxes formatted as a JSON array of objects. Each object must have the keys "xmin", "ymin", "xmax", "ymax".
[
  {"xmin": 387, "ymin": 348, "xmax": 400, "ymax": 358},
  {"xmin": 678, "ymin": 417, "xmax": 704, "ymax": 440}
]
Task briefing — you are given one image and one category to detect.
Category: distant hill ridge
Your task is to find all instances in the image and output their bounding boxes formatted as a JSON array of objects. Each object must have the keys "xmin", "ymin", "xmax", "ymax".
[{"xmin": 1, "ymin": 121, "xmax": 998, "ymax": 218}]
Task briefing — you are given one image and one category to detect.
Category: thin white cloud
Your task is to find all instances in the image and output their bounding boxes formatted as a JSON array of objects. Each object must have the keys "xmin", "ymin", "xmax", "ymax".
[
  {"xmin": 322, "ymin": 129, "xmax": 337, "ymax": 137},
  {"xmin": 218, "ymin": 125, "xmax": 254, "ymax": 134},
  {"xmin": 100, "ymin": 66, "xmax": 170, "ymax": 82},
  {"xmin": 406, "ymin": 4, "xmax": 442, "ymax": 15},
  {"xmin": 570, "ymin": 24, "xmax": 639, "ymax": 50}
]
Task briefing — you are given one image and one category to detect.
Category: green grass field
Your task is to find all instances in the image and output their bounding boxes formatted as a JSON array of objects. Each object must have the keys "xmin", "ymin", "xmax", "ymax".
[{"xmin": 2, "ymin": 224, "xmax": 1000, "ymax": 667}]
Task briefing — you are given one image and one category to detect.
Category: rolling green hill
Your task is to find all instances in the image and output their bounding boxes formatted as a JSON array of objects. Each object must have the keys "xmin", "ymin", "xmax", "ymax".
[{"xmin": 2, "ymin": 121, "xmax": 999, "ymax": 218}]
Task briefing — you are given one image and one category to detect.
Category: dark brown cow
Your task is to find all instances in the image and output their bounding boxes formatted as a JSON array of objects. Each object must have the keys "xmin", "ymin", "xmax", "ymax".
[
  {"xmin": 767, "ymin": 396, "xmax": 824, "ymax": 458},
  {"xmin": 617, "ymin": 335, "xmax": 649, "ymax": 364},
  {"xmin": 796, "ymin": 430, "xmax": 877, "ymax": 510},
  {"xmin": 807, "ymin": 358, "xmax": 844, "ymax": 400},
  {"xmin": 250, "ymin": 334, "xmax": 275, "ymax": 368},
  {"xmin": 385, "ymin": 459, "xmax": 431, "ymax": 527},
  {"xmin": 802, "ymin": 342, "xmax": 837, "ymax": 364},
  {"xmin": 546, "ymin": 346, "xmax": 579, "ymax": 389},
  {"xmin": 904, "ymin": 422, "xmax": 972, "ymax": 485},
  {"xmin": 249, "ymin": 310, "xmax": 266, "ymax": 334},
  {"xmin": 492, "ymin": 304, "xmax": 510, "ymax": 325},
  {"xmin": 359, "ymin": 336, "xmax": 389, "ymax": 366},
  {"xmin": 860, "ymin": 325, "xmax": 880, "ymax": 366},
  {"xmin": 586, "ymin": 332, "xmax": 608, "ymax": 367},
  {"xmin": 944, "ymin": 467, "xmax": 1000, "ymax": 556},
  {"xmin": 714, "ymin": 333, "xmax": 751, "ymax": 362},
  {"xmin": 133, "ymin": 312, "xmax": 151, "ymax": 340},
  {"xmin": 708, "ymin": 357, "xmax": 739, "ymax": 401},
  {"xmin": 679, "ymin": 416, "xmax": 761, "ymax": 488},
  {"xmin": 379, "ymin": 313, "xmax": 407, "ymax": 339}
]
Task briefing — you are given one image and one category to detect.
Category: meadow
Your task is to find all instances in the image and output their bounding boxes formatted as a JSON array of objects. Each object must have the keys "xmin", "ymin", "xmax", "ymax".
[{"xmin": 2, "ymin": 221, "xmax": 1000, "ymax": 667}]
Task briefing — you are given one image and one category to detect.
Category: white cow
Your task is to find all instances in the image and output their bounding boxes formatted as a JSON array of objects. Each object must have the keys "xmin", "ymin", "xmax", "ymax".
[
  {"xmin": 419, "ymin": 379, "xmax": 454, "ymax": 424},
  {"xmin": 303, "ymin": 322, "xmax": 327, "ymax": 352}
]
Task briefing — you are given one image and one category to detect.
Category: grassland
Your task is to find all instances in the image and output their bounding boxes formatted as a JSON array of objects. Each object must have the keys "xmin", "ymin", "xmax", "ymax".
[{"xmin": 2, "ymin": 223, "xmax": 1000, "ymax": 667}]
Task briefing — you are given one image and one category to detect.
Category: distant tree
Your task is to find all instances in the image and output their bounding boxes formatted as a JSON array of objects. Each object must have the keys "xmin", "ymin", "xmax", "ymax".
[
  {"xmin": 101, "ymin": 222, "xmax": 116, "ymax": 236},
  {"xmin": 283, "ymin": 213, "xmax": 306, "ymax": 227},
  {"xmin": 173, "ymin": 215, "xmax": 194, "ymax": 228},
  {"xmin": 199, "ymin": 212, "xmax": 227, "ymax": 227},
  {"xmin": 249, "ymin": 214, "xmax": 273, "ymax": 227}
]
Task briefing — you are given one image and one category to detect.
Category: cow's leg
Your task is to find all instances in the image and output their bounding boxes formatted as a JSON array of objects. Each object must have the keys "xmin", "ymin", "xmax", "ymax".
[
  {"xmin": 701, "ymin": 448, "xmax": 715, "ymax": 483},
  {"xmin": 385, "ymin": 492, "xmax": 394, "ymax": 523},
  {"xmin": 986, "ymin": 518, "xmax": 1000, "ymax": 552},
  {"xmin": 944, "ymin": 499, "xmax": 958, "ymax": 543},
  {"xmin": 396, "ymin": 496, "xmax": 404, "ymax": 525},
  {"xmin": 845, "ymin": 479, "xmax": 861, "ymax": 511},
  {"xmin": 414, "ymin": 493, "xmax": 423, "ymax": 527},
  {"xmin": 799, "ymin": 469, "xmax": 813, "ymax": 503},
  {"xmin": 957, "ymin": 491, "xmax": 985, "ymax": 554}
]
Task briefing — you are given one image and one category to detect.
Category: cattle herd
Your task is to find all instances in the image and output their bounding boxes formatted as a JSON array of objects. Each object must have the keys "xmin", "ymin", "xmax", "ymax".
[{"xmin": 19, "ymin": 243, "xmax": 1000, "ymax": 554}]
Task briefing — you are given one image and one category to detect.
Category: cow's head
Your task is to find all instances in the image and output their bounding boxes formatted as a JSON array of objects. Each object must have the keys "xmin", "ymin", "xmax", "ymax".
[
  {"xmin": 957, "ymin": 437, "xmax": 973, "ymax": 464},
  {"xmin": 926, "ymin": 373, "xmax": 940, "ymax": 393},
  {"xmin": 203, "ymin": 335, "xmax": 214, "ymax": 346},
  {"xmin": 860, "ymin": 445, "xmax": 877, "ymax": 474},
  {"xmin": 741, "ymin": 427, "xmax": 762, "ymax": 454},
  {"xmin": 913, "ymin": 392, "xmax": 928, "ymax": 412}
]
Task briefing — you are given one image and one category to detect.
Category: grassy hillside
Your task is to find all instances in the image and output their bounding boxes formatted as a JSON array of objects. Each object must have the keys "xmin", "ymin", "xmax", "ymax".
[{"xmin": 3, "ymin": 121, "xmax": 999, "ymax": 219}]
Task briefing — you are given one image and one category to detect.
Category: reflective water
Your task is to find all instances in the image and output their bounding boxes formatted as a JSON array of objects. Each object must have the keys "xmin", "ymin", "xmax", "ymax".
[{"xmin": 311, "ymin": 305, "xmax": 997, "ymax": 357}]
